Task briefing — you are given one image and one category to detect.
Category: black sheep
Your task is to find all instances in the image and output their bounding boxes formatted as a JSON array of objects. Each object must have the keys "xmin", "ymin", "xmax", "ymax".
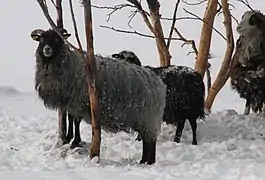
[{"xmin": 112, "ymin": 50, "xmax": 205, "ymax": 145}]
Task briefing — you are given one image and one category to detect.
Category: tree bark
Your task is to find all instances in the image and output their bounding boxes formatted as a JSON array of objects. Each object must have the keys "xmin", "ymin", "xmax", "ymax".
[
  {"xmin": 195, "ymin": 0, "xmax": 218, "ymax": 77},
  {"xmin": 146, "ymin": 0, "xmax": 171, "ymax": 66},
  {"xmin": 58, "ymin": 108, "xmax": 67, "ymax": 141},
  {"xmin": 55, "ymin": 0, "xmax": 67, "ymax": 143},
  {"xmin": 83, "ymin": 0, "xmax": 101, "ymax": 161},
  {"xmin": 204, "ymin": 0, "xmax": 235, "ymax": 112}
]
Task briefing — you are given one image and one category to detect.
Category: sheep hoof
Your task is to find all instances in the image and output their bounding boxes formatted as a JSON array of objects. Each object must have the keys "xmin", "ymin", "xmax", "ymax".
[
  {"xmin": 147, "ymin": 160, "xmax": 155, "ymax": 165},
  {"xmin": 173, "ymin": 137, "xmax": 180, "ymax": 143},
  {"xmin": 70, "ymin": 141, "xmax": 81, "ymax": 149},
  {"xmin": 192, "ymin": 141, "xmax": 197, "ymax": 145},
  {"xmin": 63, "ymin": 136, "xmax": 73, "ymax": 145},
  {"xmin": 140, "ymin": 159, "xmax": 148, "ymax": 164},
  {"xmin": 140, "ymin": 159, "xmax": 155, "ymax": 165}
]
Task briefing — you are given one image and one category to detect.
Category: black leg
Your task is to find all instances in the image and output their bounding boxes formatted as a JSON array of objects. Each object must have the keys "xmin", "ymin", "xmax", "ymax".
[
  {"xmin": 174, "ymin": 118, "xmax": 186, "ymax": 143},
  {"xmin": 140, "ymin": 135, "xmax": 149, "ymax": 164},
  {"xmin": 65, "ymin": 113, "xmax": 74, "ymax": 144},
  {"xmin": 147, "ymin": 139, "xmax": 156, "ymax": 165},
  {"xmin": 70, "ymin": 119, "xmax": 82, "ymax": 149},
  {"xmin": 188, "ymin": 118, "xmax": 197, "ymax": 145}
]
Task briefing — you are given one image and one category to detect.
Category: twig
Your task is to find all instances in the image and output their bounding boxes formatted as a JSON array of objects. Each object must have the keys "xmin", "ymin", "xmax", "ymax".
[
  {"xmin": 50, "ymin": 0, "xmax": 56, "ymax": 7},
  {"xmin": 181, "ymin": 0, "xmax": 207, "ymax": 6},
  {"xmin": 161, "ymin": 16, "xmax": 198, "ymax": 21},
  {"xmin": 92, "ymin": 4, "xmax": 135, "ymax": 22},
  {"xmin": 235, "ymin": 0, "xmax": 255, "ymax": 12},
  {"xmin": 36, "ymin": 0, "xmax": 79, "ymax": 52},
  {"xmin": 128, "ymin": 9, "xmax": 138, "ymax": 28},
  {"xmin": 100, "ymin": 25, "xmax": 182, "ymax": 40},
  {"xmin": 217, "ymin": 2, "xmax": 222, "ymax": 14},
  {"xmin": 183, "ymin": 8, "xmax": 227, "ymax": 41},
  {"xmin": 167, "ymin": 0, "xmax": 181, "ymax": 48},
  {"xmin": 231, "ymin": 15, "xmax": 239, "ymax": 25},
  {"xmin": 174, "ymin": 28, "xmax": 198, "ymax": 55},
  {"xmin": 69, "ymin": 0, "xmax": 83, "ymax": 52},
  {"xmin": 127, "ymin": 0, "xmax": 155, "ymax": 34}
]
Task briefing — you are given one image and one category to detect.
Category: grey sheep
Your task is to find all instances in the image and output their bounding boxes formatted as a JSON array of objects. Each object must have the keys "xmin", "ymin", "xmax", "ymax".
[
  {"xmin": 31, "ymin": 28, "xmax": 166, "ymax": 165},
  {"xmin": 230, "ymin": 10, "xmax": 265, "ymax": 114},
  {"xmin": 236, "ymin": 10, "xmax": 265, "ymax": 66},
  {"xmin": 112, "ymin": 50, "xmax": 205, "ymax": 145}
]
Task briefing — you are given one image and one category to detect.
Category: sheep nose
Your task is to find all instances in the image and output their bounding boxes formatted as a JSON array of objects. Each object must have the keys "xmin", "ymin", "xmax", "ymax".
[
  {"xmin": 43, "ymin": 45, "xmax": 53, "ymax": 57},
  {"xmin": 44, "ymin": 46, "xmax": 51, "ymax": 51}
]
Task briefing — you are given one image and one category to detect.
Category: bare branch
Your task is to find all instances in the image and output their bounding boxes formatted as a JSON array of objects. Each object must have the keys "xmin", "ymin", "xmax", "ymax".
[
  {"xmin": 228, "ymin": 3, "xmax": 236, "ymax": 10},
  {"xmin": 183, "ymin": 8, "xmax": 227, "ymax": 41},
  {"xmin": 235, "ymin": 0, "xmax": 255, "ymax": 12},
  {"xmin": 127, "ymin": 0, "xmax": 155, "ymax": 34},
  {"xmin": 161, "ymin": 16, "xmax": 198, "ymax": 21},
  {"xmin": 167, "ymin": 0, "xmax": 181, "ymax": 48},
  {"xmin": 174, "ymin": 28, "xmax": 198, "ymax": 55},
  {"xmin": 100, "ymin": 25, "xmax": 182, "ymax": 40},
  {"xmin": 36, "ymin": 0, "xmax": 79, "ymax": 51},
  {"xmin": 56, "ymin": 0, "xmax": 63, "ymax": 29},
  {"xmin": 69, "ymin": 0, "xmax": 83, "ymax": 52},
  {"xmin": 50, "ymin": 0, "xmax": 56, "ymax": 7},
  {"xmin": 92, "ymin": 4, "xmax": 135, "ymax": 22},
  {"xmin": 231, "ymin": 14, "xmax": 239, "ymax": 25},
  {"xmin": 181, "ymin": 0, "xmax": 207, "ymax": 6}
]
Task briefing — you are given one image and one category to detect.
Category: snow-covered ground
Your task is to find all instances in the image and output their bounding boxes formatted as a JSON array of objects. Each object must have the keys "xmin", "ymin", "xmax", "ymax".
[
  {"xmin": 1, "ymin": 0, "xmax": 265, "ymax": 179},
  {"xmin": 1, "ymin": 87, "xmax": 265, "ymax": 179}
]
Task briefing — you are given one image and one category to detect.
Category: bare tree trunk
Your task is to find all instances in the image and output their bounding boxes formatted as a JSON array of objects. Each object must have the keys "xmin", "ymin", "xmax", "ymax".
[
  {"xmin": 55, "ymin": 0, "xmax": 67, "ymax": 143},
  {"xmin": 58, "ymin": 108, "xmax": 67, "ymax": 141},
  {"xmin": 82, "ymin": 0, "xmax": 101, "ymax": 161},
  {"xmin": 204, "ymin": 0, "xmax": 234, "ymax": 112},
  {"xmin": 195, "ymin": 0, "xmax": 218, "ymax": 77},
  {"xmin": 146, "ymin": 0, "xmax": 171, "ymax": 66}
]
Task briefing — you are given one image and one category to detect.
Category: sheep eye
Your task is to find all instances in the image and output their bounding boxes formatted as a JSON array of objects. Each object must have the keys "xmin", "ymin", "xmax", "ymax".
[{"xmin": 249, "ymin": 14, "xmax": 258, "ymax": 26}]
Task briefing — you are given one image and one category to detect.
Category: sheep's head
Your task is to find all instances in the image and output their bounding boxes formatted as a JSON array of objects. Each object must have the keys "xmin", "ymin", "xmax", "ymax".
[
  {"xmin": 112, "ymin": 50, "xmax": 142, "ymax": 66},
  {"xmin": 236, "ymin": 10, "xmax": 265, "ymax": 37},
  {"xmin": 31, "ymin": 28, "xmax": 71, "ymax": 62}
]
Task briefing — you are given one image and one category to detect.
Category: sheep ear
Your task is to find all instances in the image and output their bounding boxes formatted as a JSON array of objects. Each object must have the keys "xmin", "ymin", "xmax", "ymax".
[
  {"xmin": 249, "ymin": 14, "xmax": 259, "ymax": 26},
  {"xmin": 31, "ymin": 29, "xmax": 44, "ymax": 41},
  {"xmin": 31, "ymin": 35, "xmax": 40, "ymax": 41},
  {"xmin": 112, "ymin": 53, "xmax": 120, "ymax": 58}
]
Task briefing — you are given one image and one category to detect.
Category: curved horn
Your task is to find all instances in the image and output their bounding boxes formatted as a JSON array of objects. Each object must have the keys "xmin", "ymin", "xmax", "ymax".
[{"xmin": 31, "ymin": 29, "xmax": 45, "ymax": 37}]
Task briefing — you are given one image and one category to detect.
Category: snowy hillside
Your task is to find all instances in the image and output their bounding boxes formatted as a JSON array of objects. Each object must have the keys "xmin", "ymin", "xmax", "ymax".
[{"xmin": 1, "ymin": 0, "xmax": 265, "ymax": 179}]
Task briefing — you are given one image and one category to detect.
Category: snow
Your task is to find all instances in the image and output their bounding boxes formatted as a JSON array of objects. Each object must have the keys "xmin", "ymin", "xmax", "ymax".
[
  {"xmin": 1, "ymin": 89, "xmax": 265, "ymax": 179},
  {"xmin": 1, "ymin": 0, "xmax": 265, "ymax": 179}
]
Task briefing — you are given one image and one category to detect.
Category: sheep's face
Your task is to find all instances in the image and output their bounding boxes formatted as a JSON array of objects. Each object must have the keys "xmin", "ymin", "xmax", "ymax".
[
  {"xmin": 236, "ymin": 10, "xmax": 265, "ymax": 37},
  {"xmin": 31, "ymin": 28, "xmax": 71, "ymax": 62},
  {"xmin": 112, "ymin": 50, "xmax": 142, "ymax": 66}
]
